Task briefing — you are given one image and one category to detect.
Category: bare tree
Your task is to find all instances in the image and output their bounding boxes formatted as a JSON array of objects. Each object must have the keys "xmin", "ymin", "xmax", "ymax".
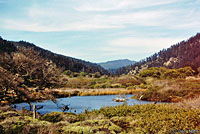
[
  {"xmin": 0, "ymin": 66, "xmax": 23, "ymax": 103},
  {"xmin": 12, "ymin": 47, "xmax": 67, "ymax": 90}
]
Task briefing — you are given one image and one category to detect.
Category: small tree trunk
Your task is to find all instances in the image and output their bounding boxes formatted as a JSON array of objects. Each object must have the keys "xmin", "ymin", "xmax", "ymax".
[
  {"xmin": 33, "ymin": 105, "xmax": 36, "ymax": 119},
  {"xmin": 22, "ymin": 107, "xmax": 25, "ymax": 116}
]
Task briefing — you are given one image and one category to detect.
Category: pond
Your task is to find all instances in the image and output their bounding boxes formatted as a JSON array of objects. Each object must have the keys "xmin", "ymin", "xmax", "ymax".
[{"xmin": 13, "ymin": 95, "xmax": 155, "ymax": 115}]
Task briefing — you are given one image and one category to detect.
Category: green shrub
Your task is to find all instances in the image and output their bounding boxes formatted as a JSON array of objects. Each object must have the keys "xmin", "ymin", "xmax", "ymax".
[
  {"xmin": 93, "ymin": 84, "xmax": 101, "ymax": 89},
  {"xmin": 177, "ymin": 66, "xmax": 195, "ymax": 78},
  {"xmin": 63, "ymin": 70, "xmax": 72, "ymax": 76},
  {"xmin": 63, "ymin": 125, "xmax": 93, "ymax": 134},
  {"xmin": 62, "ymin": 119, "xmax": 123, "ymax": 134},
  {"xmin": 139, "ymin": 83, "xmax": 149, "ymax": 89},
  {"xmin": 4, "ymin": 121, "xmax": 26, "ymax": 134},
  {"xmin": 139, "ymin": 67, "xmax": 162, "ymax": 78},
  {"xmin": 41, "ymin": 112, "xmax": 63, "ymax": 123},
  {"xmin": 163, "ymin": 69, "xmax": 181, "ymax": 79},
  {"xmin": 127, "ymin": 86, "xmax": 136, "ymax": 90},
  {"xmin": 139, "ymin": 67, "xmax": 195, "ymax": 79},
  {"xmin": 89, "ymin": 104, "xmax": 200, "ymax": 133},
  {"xmin": 140, "ymin": 88, "xmax": 163, "ymax": 101},
  {"xmin": 80, "ymin": 72, "xmax": 87, "ymax": 77}
]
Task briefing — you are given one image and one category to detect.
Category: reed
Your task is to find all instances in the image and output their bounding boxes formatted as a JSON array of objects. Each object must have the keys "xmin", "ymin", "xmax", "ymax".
[{"xmin": 79, "ymin": 89, "xmax": 136, "ymax": 96}]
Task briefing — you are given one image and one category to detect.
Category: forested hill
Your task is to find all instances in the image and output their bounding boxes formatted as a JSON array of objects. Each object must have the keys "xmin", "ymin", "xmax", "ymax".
[
  {"xmin": 0, "ymin": 36, "xmax": 108, "ymax": 104},
  {"xmin": 116, "ymin": 33, "xmax": 200, "ymax": 75},
  {"xmin": 0, "ymin": 37, "xmax": 107, "ymax": 74}
]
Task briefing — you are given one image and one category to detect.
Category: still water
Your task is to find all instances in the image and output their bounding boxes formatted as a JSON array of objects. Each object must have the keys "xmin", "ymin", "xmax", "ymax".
[{"xmin": 13, "ymin": 95, "xmax": 155, "ymax": 115}]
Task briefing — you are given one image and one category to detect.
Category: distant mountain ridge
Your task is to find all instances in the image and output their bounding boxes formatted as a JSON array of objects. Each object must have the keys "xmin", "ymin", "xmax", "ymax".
[
  {"xmin": 116, "ymin": 33, "xmax": 200, "ymax": 75},
  {"xmin": 98, "ymin": 59, "xmax": 136, "ymax": 70}
]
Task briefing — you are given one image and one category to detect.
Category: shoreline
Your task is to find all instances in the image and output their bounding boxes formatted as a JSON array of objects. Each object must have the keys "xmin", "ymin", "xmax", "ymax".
[
  {"xmin": 51, "ymin": 88, "xmax": 146, "ymax": 96},
  {"xmin": 4, "ymin": 88, "xmax": 146, "ymax": 106}
]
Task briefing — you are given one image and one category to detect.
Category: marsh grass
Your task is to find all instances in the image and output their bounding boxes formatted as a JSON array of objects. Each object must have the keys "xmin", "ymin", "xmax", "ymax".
[
  {"xmin": 137, "ymin": 78, "xmax": 200, "ymax": 102},
  {"xmin": 178, "ymin": 96, "xmax": 200, "ymax": 109},
  {"xmin": 79, "ymin": 89, "xmax": 134, "ymax": 96},
  {"xmin": 65, "ymin": 75, "xmax": 143, "ymax": 89}
]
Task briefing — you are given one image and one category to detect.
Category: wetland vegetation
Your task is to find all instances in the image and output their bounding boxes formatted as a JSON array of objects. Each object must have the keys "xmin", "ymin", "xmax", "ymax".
[
  {"xmin": 1, "ymin": 66, "xmax": 200, "ymax": 133},
  {"xmin": 1, "ymin": 102, "xmax": 200, "ymax": 134},
  {"xmin": 1, "ymin": 35, "xmax": 200, "ymax": 133}
]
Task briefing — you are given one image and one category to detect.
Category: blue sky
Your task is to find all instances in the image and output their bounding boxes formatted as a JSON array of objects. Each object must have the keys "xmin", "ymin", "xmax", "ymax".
[{"xmin": 0, "ymin": 0, "xmax": 199, "ymax": 63}]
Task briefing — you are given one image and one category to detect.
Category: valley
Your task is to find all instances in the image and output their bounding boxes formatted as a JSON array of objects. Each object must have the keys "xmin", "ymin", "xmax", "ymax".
[{"xmin": 0, "ymin": 33, "xmax": 200, "ymax": 133}]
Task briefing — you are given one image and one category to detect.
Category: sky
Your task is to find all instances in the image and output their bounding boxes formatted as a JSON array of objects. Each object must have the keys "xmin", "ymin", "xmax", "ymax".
[{"xmin": 0, "ymin": 0, "xmax": 199, "ymax": 63}]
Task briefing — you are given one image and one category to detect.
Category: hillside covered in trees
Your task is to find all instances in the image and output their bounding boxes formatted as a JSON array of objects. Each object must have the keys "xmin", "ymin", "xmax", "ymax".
[
  {"xmin": 0, "ymin": 36, "xmax": 107, "ymax": 105},
  {"xmin": 12, "ymin": 40, "xmax": 107, "ymax": 74},
  {"xmin": 116, "ymin": 33, "xmax": 200, "ymax": 75}
]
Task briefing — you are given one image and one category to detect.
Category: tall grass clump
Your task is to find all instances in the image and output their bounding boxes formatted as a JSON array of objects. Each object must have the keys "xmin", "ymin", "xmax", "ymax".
[{"xmin": 178, "ymin": 96, "xmax": 200, "ymax": 109}]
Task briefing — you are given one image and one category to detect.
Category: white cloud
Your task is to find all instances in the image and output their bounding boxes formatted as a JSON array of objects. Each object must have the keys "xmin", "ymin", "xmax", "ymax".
[
  {"xmin": 101, "ymin": 10, "xmax": 175, "ymax": 27},
  {"xmin": 75, "ymin": 0, "xmax": 178, "ymax": 12},
  {"xmin": 1, "ymin": 0, "xmax": 199, "ymax": 32},
  {"xmin": 174, "ymin": 21, "xmax": 200, "ymax": 29},
  {"xmin": 168, "ymin": 9, "xmax": 200, "ymax": 30},
  {"xmin": 0, "ymin": 0, "xmax": 199, "ymax": 63},
  {"xmin": 3, "ymin": 19, "xmax": 120, "ymax": 32},
  {"xmin": 2, "ymin": 9, "xmax": 179, "ymax": 32}
]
